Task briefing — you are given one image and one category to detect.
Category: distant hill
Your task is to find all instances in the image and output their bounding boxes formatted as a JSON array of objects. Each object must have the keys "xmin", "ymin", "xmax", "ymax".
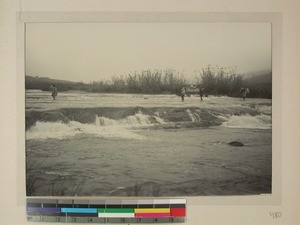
[
  {"xmin": 245, "ymin": 72, "xmax": 272, "ymax": 84},
  {"xmin": 26, "ymin": 75, "xmax": 77, "ymax": 84},
  {"xmin": 243, "ymin": 72, "xmax": 272, "ymax": 98},
  {"xmin": 25, "ymin": 75, "xmax": 87, "ymax": 92}
]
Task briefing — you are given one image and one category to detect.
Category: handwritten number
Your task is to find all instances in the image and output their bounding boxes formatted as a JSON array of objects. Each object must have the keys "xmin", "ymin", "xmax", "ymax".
[{"xmin": 270, "ymin": 212, "xmax": 282, "ymax": 219}]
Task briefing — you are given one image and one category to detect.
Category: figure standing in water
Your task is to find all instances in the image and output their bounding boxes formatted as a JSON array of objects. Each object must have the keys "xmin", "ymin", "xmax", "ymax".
[
  {"xmin": 180, "ymin": 87, "xmax": 186, "ymax": 102},
  {"xmin": 199, "ymin": 87, "xmax": 204, "ymax": 101},
  {"xmin": 240, "ymin": 87, "xmax": 249, "ymax": 100},
  {"xmin": 50, "ymin": 84, "xmax": 58, "ymax": 100}
]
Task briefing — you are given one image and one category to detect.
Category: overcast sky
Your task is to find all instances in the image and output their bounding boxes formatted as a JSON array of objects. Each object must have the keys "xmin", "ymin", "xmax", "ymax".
[{"xmin": 26, "ymin": 23, "xmax": 271, "ymax": 83}]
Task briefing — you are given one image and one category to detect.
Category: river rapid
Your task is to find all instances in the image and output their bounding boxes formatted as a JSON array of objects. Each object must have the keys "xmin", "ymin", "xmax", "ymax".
[{"xmin": 25, "ymin": 90, "xmax": 272, "ymax": 196}]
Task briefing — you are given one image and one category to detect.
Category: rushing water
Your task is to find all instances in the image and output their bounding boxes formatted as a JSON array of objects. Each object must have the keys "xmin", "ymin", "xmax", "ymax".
[{"xmin": 25, "ymin": 90, "xmax": 272, "ymax": 196}]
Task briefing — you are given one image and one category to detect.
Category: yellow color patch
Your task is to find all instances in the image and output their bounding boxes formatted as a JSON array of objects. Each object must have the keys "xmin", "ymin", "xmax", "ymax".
[{"xmin": 134, "ymin": 208, "xmax": 170, "ymax": 213}]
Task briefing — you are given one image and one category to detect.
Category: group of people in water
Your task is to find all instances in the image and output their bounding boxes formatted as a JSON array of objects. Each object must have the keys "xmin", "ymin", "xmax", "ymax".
[
  {"xmin": 180, "ymin": 87, "xmax": 205, "ymax": 102},
  {"xmin": 49, "ymin": 83, "xmax": 249, "ymax": 102},
  {"xmin": 180, "ymin": 86, "xmax": 250, "ymax": 101}
]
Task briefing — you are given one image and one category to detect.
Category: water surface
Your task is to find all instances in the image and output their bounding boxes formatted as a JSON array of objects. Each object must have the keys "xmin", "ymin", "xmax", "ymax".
[{"xmin": 26, "ymin": 90, "xmax": 272, "ymax": 196}]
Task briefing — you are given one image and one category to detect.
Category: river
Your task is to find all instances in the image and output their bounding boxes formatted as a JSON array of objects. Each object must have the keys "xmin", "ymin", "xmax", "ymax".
[{"xmin": 25, "ymin": 90, "xmax": 272, "ymax": 196}]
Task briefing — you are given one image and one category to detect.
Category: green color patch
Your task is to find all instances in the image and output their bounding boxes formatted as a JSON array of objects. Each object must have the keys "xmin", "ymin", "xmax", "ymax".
[
  {"xmin": 97, "ymin": 208, "xmax": 105, "ymax": 213},
  {"xmin": 97, "ymin": 208, "xmax": 134, "ymax": 213}
]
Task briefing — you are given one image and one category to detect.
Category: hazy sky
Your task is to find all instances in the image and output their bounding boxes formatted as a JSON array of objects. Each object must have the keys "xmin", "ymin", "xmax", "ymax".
[{"xmin": 26, "ymin": 23, "xmax": 271, "ymax": 83}]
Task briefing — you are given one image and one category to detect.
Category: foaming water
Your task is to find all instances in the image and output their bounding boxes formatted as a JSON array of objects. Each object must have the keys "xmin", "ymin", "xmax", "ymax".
[
  {"xmin": 26, "ymin": 121, "xmax": 146, "ymax": 140},
  {"xmin": 125, "ymin": 110, "xmax": 152, "ymax": 126},
  {"xmin": 26, "ymin": 112, "xmax": 165, "ymax": 140},
  {"xmin": 186, "ymin": 109, "xmax": 200, "ymax": 122},
  {"xmin": 95, "ymin": 111, "xmax": 165, "ymax": 127},
  {"xmin": 221, "ymin": 114, "xmax": 272, "ymax": 129},
  {"xmin": 25, "ymin": 91, "xmax": 272, "ymax": 196},
  {"xmin": 255, "ymin": 105, "xmax": 272, "ymax": 114}
]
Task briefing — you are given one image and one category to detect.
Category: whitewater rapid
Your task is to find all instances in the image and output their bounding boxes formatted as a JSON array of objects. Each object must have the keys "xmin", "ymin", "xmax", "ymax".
[
  {"xmin": 25, "ymin": 91, "xmax": 272, "ymax": 140},
  {"xmin": 26, "ymin": 111, "xmax": 165, "ymax": 140},
  {"xmin": 25, "ymin": 91, "xmax": 272, "ymax": 196},
  {"xmin": 26, "ymin": 110, "xmax": 271, "ymax": 140}
]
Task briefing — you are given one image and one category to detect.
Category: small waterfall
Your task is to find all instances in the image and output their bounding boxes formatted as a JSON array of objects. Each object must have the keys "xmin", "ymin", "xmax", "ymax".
[
  {"xmin": 186, "ymin": 109, "xmax": 200, "ymax": 122},
  {"xmin": 95, "ymin": 116, "xmax": 118, "ymax": 126},
  {"xmin": 26, "ymin": 111, "xmax": 166, "ymax": 140}
]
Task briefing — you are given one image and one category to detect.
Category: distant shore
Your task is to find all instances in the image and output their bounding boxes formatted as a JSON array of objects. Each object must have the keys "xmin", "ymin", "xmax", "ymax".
[{"xmin": 25, "ymin": 67, "xmax": 272, "ymax": 98}]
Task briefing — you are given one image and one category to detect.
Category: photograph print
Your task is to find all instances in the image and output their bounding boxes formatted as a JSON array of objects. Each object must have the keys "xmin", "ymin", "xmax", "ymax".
[{"xmin": 25, "ymin": 22, "xmax": 272, "ymax": 197}]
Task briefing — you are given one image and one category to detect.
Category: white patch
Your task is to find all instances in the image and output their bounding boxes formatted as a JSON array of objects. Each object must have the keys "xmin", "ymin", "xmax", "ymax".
[
  {"xmin": 26, "ymin": 112, "xmax": 166, "ymax": 140},
  {"xmin": 221, "ymin": 114, "xmax": 271, "ymax": 129}
]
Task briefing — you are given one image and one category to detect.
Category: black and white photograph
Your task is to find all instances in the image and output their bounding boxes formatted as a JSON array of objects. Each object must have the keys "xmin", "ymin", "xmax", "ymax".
[{"xmin": 25, "ymin": 22, "xmax": 272, "ymax": 197}]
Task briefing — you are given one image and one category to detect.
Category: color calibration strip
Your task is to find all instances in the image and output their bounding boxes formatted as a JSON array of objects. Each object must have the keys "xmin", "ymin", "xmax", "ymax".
[{"xmin": 26, "ymin": 199, "xmax": 186, "ymax": 223}]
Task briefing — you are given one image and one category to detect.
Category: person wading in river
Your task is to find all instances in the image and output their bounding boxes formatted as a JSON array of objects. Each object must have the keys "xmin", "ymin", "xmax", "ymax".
[
  {"xmin": 50, "ymin": 84, "xmax": 58, "ymax": 100},
  {"xmin": 180, "ymin": 87, "xmax": 186, "ymax": 102},
  {"xmin": 199, "ymin": 87, "xmax": 204, "ymax": 101},
  {"xmin": 240, "ymin": 87, "xmax": 249, "ymax": 101}
]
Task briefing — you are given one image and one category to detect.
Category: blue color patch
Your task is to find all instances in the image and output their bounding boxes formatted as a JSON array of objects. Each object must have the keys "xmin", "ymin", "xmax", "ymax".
[{"xmin": 61, "ymin": 208, "xmax": 97, "ymax": 213}]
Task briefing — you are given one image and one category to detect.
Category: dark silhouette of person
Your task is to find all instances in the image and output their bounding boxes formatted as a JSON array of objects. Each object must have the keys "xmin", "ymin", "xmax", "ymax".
[
  {"xmin": 199, "ymin": 87, "xmax": 204, "ymax": 101},
  {"xmin": 50, "ymin": 84, "xmax": 58, "ymax": 100},
  {"xmin": 240, "ymin": 87, "xmax": 249, "ymax": 100},
  {"xmin": 181, "ymin": 87, "xmax": 186, "ymax": 102}
]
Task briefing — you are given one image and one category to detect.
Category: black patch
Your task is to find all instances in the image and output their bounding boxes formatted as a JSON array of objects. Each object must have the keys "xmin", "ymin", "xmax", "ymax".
[{"xmin": 228, "ymin": 141, "xmax": 244, "ymax": 146}]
